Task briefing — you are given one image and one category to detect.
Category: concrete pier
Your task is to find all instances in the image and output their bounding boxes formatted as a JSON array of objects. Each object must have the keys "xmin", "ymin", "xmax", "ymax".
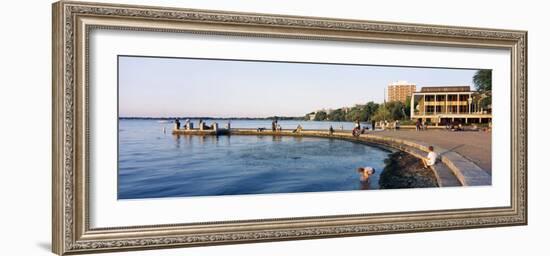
[{"xmin": 172, "ymin": 128, "xmax": 491, "ymax": 187}]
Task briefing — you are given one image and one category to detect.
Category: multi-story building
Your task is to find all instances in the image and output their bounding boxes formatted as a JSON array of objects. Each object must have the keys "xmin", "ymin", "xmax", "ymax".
[
  {"xmin": 387, "ymin": 81, "xmax": 416, "ymax": 103},
  {"xmin": 410, "ymin": 86, "xmax": 492, "ymax": 125}
]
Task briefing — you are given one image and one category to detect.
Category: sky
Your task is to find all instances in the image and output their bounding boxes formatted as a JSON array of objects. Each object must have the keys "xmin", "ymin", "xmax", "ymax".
[{"xmin": 118, "ymin": 56, "xmax": 479, "ymax": 118}]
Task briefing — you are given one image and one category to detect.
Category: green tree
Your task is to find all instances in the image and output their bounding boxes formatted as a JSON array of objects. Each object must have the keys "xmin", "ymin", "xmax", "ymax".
[
  {"xmin": 328, "ymin": 109, "xmax": 345, "ymax": 121},
  {"xmin": 345, "ymin": 107, "xmax": 363, "ymax": 121},
  {"xmin": 364, "ymin": 101, "xmax": 379, "ymax": 121},
  {"xmin": 404, "ymin": 96, "xmax": 412, "ymax": 119},
  {"xmin": 473, "ymin": 70, "xmax": 492, "ymax": 92},
  {"xmin": 389, "ymin": 101, "xmax": 406, "ymax": 120},
  {"xmin": 314, "ymin": 111, "xmax": 327, "ymax": 121},
  {"xmin": 473, "ymin": 69, "xmax": 492, "ymax": 110},
  {"xmin": 372, "ymin": 105, "xmax": 391, "ymax": 122}
]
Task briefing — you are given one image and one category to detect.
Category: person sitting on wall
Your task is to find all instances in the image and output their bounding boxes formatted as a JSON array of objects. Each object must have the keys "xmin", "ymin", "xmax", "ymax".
[
  {"xmin": 357, "ymin": 167, "xmax": 376, "ymax": 182},
  {"xmin": 292, "ymin": 124, "xmax": 303, "ymax": 133},
  {"xmin": 257, "ymin": 127, "xmax": 266, "ymax": 132},
  {"xmin": 422, "ymin": 146, "xmax": 438, "ymax": 168},
  {"xmin": 276, "ymin": 124, "xmax": 282, "ymax": 132},
  {"xmin": 352, "ymin": 126, "xmax": 361, "ymax": 137}
]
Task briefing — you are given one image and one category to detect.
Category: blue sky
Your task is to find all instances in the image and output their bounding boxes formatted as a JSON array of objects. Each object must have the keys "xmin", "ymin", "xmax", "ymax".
[{"xmin": 119, "ymin": 56, "xmax": 479, "ymax": 118}]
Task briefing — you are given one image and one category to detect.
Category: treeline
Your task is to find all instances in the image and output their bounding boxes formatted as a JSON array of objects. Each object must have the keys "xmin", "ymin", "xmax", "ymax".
[{"xmin": 307, "ymin": 99, "xmax": 412, "ymax": 122}]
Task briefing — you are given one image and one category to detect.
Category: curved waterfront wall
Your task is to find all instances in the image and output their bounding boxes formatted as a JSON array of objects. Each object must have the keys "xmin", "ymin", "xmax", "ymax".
[{"xmin": 173, "ymin": 127, "xmax": 490, "ymax": 187}]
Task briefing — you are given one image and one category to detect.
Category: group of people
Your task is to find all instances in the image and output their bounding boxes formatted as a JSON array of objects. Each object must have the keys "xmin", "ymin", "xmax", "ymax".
[
  {"xmin": 356, "ymin": 145, "xmax": 438, "ymax": 188},
  {"xmin": 175, "ymin": 118, "xmax": 230, "ymax": 130},
  {"xmin": 257, "ymin": 120, "xmax": 303, "ymax": 133},
  {"xmin": 352, "ymin": 120, "xmax": 372, "ymax": 136},
  {"xmin": 415, "ymin": 119, "xmax": 427, "ymax": 130},
  {"xmin": 445, "ymin": 120, "xmax": 464, "ymax": 131},
  {"xmin": 376, "ymin": 120, "xmax": 400, "ymax": 131},
  {"xmin": 271, "ymin": 120, "xmax": 283, "ymax": 132}
]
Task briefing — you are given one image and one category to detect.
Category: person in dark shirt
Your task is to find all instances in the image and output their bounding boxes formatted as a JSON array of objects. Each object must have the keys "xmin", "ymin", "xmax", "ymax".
[{"xmin": 272, "ymin": 120, "xmax": 278, "ymax": 132}]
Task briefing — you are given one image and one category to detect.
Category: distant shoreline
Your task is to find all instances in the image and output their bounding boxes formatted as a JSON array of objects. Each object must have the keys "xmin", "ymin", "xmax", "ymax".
[{"xmin": 120, "ymin": 116, "xmax": 306, "ymax": 121}]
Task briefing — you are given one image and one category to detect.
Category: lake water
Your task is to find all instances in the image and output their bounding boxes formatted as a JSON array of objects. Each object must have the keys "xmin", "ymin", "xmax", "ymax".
[{"xmin": 118, "ymin": 119, "xmax": 390, "ymax": 199}]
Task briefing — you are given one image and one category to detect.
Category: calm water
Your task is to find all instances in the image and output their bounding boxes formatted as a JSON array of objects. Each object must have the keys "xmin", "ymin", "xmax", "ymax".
[{"xmin": 118, "ymin": 119, "xmax": 389, "ymax": 199}]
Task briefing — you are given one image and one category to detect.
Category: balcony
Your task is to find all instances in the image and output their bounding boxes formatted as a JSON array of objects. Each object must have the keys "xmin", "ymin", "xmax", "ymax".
[{"xmin": 422, "ymin": 101, "xmax": 469, "ymax": 106}]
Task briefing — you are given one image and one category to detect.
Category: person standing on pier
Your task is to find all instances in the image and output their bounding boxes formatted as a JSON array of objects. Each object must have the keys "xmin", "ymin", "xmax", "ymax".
[
  {"xmin": 184, "ymin": 119, "xmax": 190, "ymax": 130},
  {"xmin": 175, "ymin": 118, "xmax": 180, "ymax": 130},
  {"xmin": 272, "ymin": 120, "xmax": 277, "ymax": 132}
]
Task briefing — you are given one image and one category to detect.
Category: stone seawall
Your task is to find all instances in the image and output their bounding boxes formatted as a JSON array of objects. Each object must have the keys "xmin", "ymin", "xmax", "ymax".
[{"xmin": 173, "ymin": 128, "xmax": 490, "ymax": 187}]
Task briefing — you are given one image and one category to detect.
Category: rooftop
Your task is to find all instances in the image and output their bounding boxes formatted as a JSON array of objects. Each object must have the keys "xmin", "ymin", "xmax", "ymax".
[
  {"xmin": 420, "ymin": 86, "xmax": 471, "ymax": 93},
  {"xmin": 389, "ymin": 80, "xmax": 416, "ymax": 86}
]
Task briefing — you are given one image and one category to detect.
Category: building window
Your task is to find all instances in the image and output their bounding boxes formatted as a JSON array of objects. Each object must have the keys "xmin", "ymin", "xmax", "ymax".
[{"xmin": 426, "ymin": 106, "xmax": 435, "ymax": 114}]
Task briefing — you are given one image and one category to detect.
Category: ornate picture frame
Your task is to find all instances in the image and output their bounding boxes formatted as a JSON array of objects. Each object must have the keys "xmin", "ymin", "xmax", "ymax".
[{"xmin": 52, "ymin": 1, "xmax": 527, "ymax": 255}]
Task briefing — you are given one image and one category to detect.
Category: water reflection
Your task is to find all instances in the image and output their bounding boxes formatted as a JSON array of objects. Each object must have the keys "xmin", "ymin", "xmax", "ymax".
[
  {"xmin": 360, "ymin": 180, "xmax": 372, "ymax": 190},
  {"xmin": 272, "ymin": 136, "xmax": 283, "ymax": 142}
]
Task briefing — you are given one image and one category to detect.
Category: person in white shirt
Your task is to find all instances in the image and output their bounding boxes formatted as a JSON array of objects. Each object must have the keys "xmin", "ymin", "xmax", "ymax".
[{"xmin": 422, "ymin": 146, "xmax": 438, "ymax": 168}]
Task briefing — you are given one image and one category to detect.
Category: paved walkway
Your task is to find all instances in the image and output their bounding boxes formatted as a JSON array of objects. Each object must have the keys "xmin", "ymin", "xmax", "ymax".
[{"xmin": 374, "ymin": 130, "xmax": 492, "ymax": 174}]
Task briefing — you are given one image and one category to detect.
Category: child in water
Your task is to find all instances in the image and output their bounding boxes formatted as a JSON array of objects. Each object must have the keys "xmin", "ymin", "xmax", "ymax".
[{"xmin": 357, "ymin": 167, "xmax": 376, "ymax": 182}]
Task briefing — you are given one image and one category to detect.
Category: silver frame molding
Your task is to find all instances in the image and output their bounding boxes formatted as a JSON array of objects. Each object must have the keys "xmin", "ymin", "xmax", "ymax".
[{"xmin": 52, "ymin": 1, "xmax": 527, "ymax": 255}]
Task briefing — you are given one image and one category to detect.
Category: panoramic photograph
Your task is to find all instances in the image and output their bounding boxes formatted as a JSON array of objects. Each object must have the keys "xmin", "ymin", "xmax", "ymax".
[{"xmin": 117, "ymin": 56, "xmax": 492, "ymax": 200}]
